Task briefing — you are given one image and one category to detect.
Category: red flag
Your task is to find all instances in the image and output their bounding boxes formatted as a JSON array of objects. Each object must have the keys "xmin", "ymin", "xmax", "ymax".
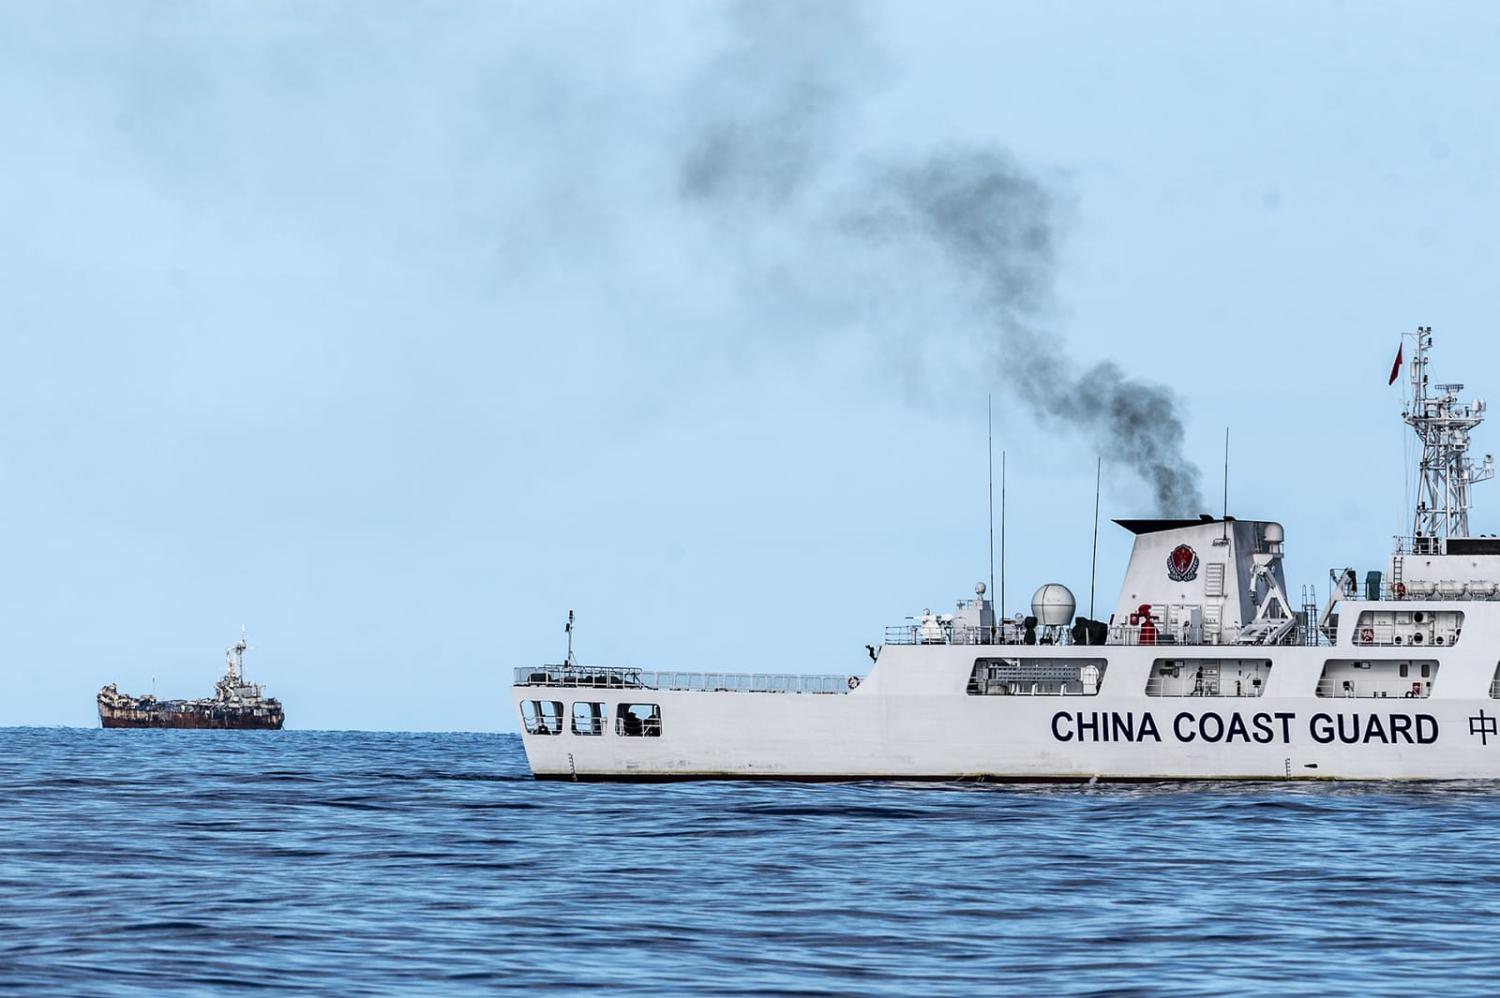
[{"xmin": 1388, "ymin": 343, "xmax": 1404, "ymax": 385}]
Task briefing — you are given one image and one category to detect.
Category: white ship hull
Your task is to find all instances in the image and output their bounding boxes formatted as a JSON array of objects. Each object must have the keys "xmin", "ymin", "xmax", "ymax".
[
  {"xmin": 514, "ymin": 640, "xmax": 1500, "ymax": 782},
  {"xmin": 513, "ymin": 330, "xmax": 1500, "ymax": 782}
]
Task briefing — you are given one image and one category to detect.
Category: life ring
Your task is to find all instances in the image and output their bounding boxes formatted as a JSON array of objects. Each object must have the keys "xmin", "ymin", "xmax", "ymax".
[
  {"xmin": 847, "ymin": 676, "xmax": 861, "ymax": 690},
  {"xmin": 1394, "ymin": 582, "xmax": 1406, "ymax": 598},
  {"xmin": 1359, "ymin": 627, "xmax": 1375, "ymax": 643}
]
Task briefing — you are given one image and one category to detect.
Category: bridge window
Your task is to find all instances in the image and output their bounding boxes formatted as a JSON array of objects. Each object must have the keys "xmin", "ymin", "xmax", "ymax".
[
  {"xmin": 571, "ymin": 701, "xmax": 606, "ymax": 736},
  {"xmin": 1317, "ymin": 660, "xmax": 1438, "ymax": 698},
  {"xmin": 616, "ymin": 703, "xmax": 662, "ymax": 737},
  {"xmin": 1146, "ymin": 659, "xmax": 1270, "ymax": 697},
  {"xmin": 966, "ymin": 658, "xmax": 1106, "ymax": 696},
  {"xmin": 520, "ymin": 699, "xmax": 564, "ymax": 735},
  {"xmin": 1352, "ymin": 609, "xmax": 1463, "ymax": 647}
]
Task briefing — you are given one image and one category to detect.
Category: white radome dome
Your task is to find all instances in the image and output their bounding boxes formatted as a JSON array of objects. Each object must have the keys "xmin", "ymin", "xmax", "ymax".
[{"xmin": 1031, "ymin": 583, "xmax": 1076, "ymax": 628}]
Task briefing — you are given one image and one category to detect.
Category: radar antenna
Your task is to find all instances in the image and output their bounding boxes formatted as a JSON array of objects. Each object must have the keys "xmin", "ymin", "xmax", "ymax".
[{"xmin": 1404, "ymin": 326, "xmax": 1494, "ymax": 551}]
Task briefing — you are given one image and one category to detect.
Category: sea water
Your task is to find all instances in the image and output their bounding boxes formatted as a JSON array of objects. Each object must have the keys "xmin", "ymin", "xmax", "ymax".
[{"xmin": 3, "ymin": 727, "xmax": 1498, "ymax": 995}]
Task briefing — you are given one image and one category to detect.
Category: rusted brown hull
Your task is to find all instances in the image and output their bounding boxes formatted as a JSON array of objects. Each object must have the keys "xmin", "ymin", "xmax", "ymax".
[{"xmin": 98, "ymin": 703, "xmax": 284, "ymax": 730}]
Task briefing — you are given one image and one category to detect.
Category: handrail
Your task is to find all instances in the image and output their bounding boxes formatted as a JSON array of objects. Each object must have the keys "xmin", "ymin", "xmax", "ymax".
[
  {"xmin": 1143, "ymin": 677, "xmax": 1267, "ymax": 698},
  {"xmin": 1110, "ymin": 624, "xmax": 1204, "ymax": 646},
  {"xmin": 883, "ymin": 622, "xmax": 1326, "ymax": 648},
  {"xmin": 1351, "ymin": 628, "xmax": 1459, "ymax": 648},
  {"xmin": 1315, "ymin": 677, "xmax": 1431, "ymax": 699},
  {"xmin": 884, "ymin": 624, "xmax": 1003, "ymax": 646},
  {"xmin": 514, "ymin": 665, "xmax": 855, "ymax": 694},
  {"xmin": 1336, "ymin": 576, "xmax": 1500, "ymax": 601},
  {"xmin": 967, "ymin": 683, "xmax": 1099, "ymax": 696}
]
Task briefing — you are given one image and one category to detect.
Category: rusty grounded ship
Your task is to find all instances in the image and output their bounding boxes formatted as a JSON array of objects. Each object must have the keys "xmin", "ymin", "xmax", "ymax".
[{"xmin": 98, "ymin": 630, "xmax": 284, "ymax": 730}]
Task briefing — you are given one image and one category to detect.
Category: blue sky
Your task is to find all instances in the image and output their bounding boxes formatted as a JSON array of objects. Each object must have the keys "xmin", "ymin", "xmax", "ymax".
[{"xmin": 4, "ymin": 1, "xmax": 1498, "ymax": 729}]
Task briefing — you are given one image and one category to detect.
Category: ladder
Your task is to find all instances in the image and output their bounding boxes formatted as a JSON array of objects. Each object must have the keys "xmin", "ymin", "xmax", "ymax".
[{"xmin": 1299, "ymin": 586, "xmax": 1320, "ymax": 646}]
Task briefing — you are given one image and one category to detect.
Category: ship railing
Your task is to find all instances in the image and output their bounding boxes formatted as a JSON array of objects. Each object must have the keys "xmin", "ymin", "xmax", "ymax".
[
  {"xmin": 1342, "ymin": 581, "xmax": 1499, "ymax": 601},
  {"xmin": 1391, "ymin": 536, "xmax": 1447, "ymax": 557},
  {"xmin": 884, "ymin": 622, "xmax": 1330, "ymax": 648},
  {"xmin": 884, "ymin": 622, "xmax": 1234, "ymax": 647},
  {"xmin": 1143, "ymin": 678, "xmax": 1267, "ymax": 697},
  {"xmin": 884, "ymin": 623, "xmax": 1106, "ymax": 646},
  {"xmin": 1351, "ymin": 628, "xmax": 1457, "ymax": 648},
  {"xmin": 1315, "ymin": 678, "xmax": 1431, "ymax": 699},
  {"xmin": 1334, "ymin": 553, "xmax": 1500, "ymax": 601},
  {"xmin": 513, "ymin": 665, "xmax": 855, "ymax": 695},
  {"xmin": 883, "ymin": 623, "xmax": 1004, "ymax": 646},
  {"xmin": 515, "ymin": 665, "xmax": 649, "ymax": 688},
  {"xmin": 1119, "ymin": 623, "xmax": 1329, "ymax": 648},
  {"xmin": 1108, "ymin": 624, "xmax": 1209, "ymax": 646},
  {"xmin": 971, "ymin": 676, "xmax": 1100, "ymax": 695}
]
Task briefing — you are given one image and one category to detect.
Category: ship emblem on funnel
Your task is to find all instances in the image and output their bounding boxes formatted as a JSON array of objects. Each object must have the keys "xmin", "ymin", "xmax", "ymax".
[{"xmin": 1167, "ymin": 543, "xmax": 1199, "ymax": 582}]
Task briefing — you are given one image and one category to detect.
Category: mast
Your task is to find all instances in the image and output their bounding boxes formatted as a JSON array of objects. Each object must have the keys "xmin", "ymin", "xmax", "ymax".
[
  {"xmin": 224, "ymin": 627, "xmax": 249, "ymax": 683},
  {"xmin": 987, "ymin": 396, "xmax": 995, "ymax": 612},
  {"xmin": 1404, "ymin": 327, "xmax": 1494, "ymax": 551},
  {"xmin": 220, "ymin": 627, "xmax": 252, "ymax": 702},
  {"xmin": 1089, "ymin": 456, "xmax": 1100, "ymax": 620},
  {"xmin": 1222, "ymin": 426, "xmax": 1230, "ymax": 543},
  {"xmin": 1000, "ymin": 450, "xmax": 1006, "ymax": 622}
]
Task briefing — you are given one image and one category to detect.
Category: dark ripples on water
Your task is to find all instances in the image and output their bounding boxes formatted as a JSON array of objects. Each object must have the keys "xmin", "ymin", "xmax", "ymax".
[{"xmin": 5, "ymin": 729, "xmax": 1500, "ymax": 995}]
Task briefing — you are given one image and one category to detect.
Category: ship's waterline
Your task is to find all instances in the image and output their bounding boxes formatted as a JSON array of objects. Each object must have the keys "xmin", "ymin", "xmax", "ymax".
[{"xmin": 513, "ymin": 327, "xmax": 1500, "ymax": 781}]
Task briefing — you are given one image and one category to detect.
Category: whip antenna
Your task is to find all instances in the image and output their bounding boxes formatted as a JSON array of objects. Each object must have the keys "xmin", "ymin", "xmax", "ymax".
[
  {"xmin": 1090, "ymin": 456, "xmax": 1101, "ymax": 621},
  {"xmin": 1221, "ymin": 426, "xmax": 1230, "ymax": 545},
  {"xmin": 987, "ymin": 395, "xmax": 995, "ymax": 615}
]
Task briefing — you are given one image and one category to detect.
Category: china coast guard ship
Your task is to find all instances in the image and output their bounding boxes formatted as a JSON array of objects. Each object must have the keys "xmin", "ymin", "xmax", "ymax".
[{"xmin": 515, "ymin": 328, "xmax": 1500, "ymax": 781}]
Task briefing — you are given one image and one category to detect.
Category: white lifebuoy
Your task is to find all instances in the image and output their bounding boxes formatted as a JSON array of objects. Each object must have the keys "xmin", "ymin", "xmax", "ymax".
[
  {"xmin": 1360, "ymin": 627, "xmax": 1375, "ymax": 643},
  {"xmin": 847, "ymin": 676, "xmax": 861, "ymax": 690}
]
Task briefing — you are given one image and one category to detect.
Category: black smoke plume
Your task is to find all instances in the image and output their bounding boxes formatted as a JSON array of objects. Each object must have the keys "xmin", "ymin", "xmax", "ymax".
[{"xmin": 675, "ymin": 3, "xmax": 1205, "ymax": 516}]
